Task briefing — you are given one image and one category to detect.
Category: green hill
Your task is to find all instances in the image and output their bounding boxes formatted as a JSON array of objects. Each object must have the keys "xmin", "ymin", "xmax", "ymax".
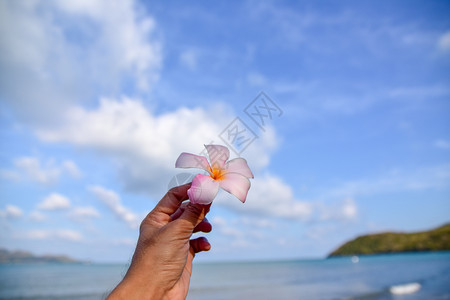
[
  {"xmin": 0, "ymin": 248, "xmax": 83, "ymax": 264},
  {"xmin": 328, "ymin": 223, "xmax": 450, "ymax": 257}
]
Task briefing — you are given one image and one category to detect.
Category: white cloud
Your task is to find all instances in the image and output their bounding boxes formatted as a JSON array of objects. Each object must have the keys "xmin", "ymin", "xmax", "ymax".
[
  {"xmin": 326, "ymin": 164, "xmax": 450, "ymax": 198},
  {"xmin": 211, "ymin": 216, "xmax": 242, "ymax": 238},
  {"xmin": 23, "ymin": 229, "xmax": 83, "ymax": 242},
  {"xmin": 319, "ymin": 198, "xmax": 358, "ymax": 221},
  {"xmin": 274, "ymin": 80, "xmax": 450, "ymax": 120},
  {"xmin": 62, "ymin": 160, "xmax": 83, "ymax": 178},
  {"xmin": 89, "ymin": 185, "xmax": 139, "ymax": 229},
  {"xmin": 241, "ymin": 216, "xmax": 275, "ymax": 228},
  {"xmin": 0, "ymin": 169, "xmax": 20, "ymax": 181},
  {"xmin": 38, "ymin": 193, "xmax": 71, "ymax": 211},
  {"xmin": 14, "ymin": 157, "xmax": 61, "ymax": 184},
  {"xmin": 0, "ymin": 205, "xmax": 23, "ymax": 219},
  {"xmin": 1, "ymin": 0, "xmax": 285, "ymax": 213},
  {"xmin": 54, "ymin": 0, "xmax": 162, "ymax": 90},
  {"xmin": 435, "ymin": 139, "xmax": 450, "ymax": 150},
  {"xmin": 216, "ymin": 173, "xmax": 313, "ymax": 220},
  {"xmin": 69, "ymin": 206, "xmax": 100, "ymax": 221},
  {"xmin": 438, "ymin": 31, "xmax": 450, "ymax": 52},
  {"xmin": 211, "ymin": 216, "xmax": 227, "ymax": 227},
  {"xmin": 36, "ymin": 98, "xmax": 220, "ymax": 163},
  {"xmin": 210, "ymin": 216, "xmax": 263, "ymax": 249},
  {"xmin": 27, "ymin": 95, "xmax": 278, "ymax": 198},
  {"xmin": 305, "ymin": 224, "xmax": 339, "ymax": 241},
  {"xmin": 35, "ymin": 98, "xmax": 236, "ymax": 196},
  {"xmin": 180, "ymin": 49, "xmax": 198, "ymax": 70},
  {"xmin": 247, "ymin": 72, "xmax": 267, "ymax": 86},
  {"xmin": 388, "ymin": 85, "xmax": 450, "ymax": 98},
  {"xmin": 57, "ymin": 230, "xmax": 83, "ymax": 242},
  {"xmin": 0, "ymin": 0, "xmax": 161, "ymax": 123},
  {"xmin": 23, "ymin": 230, "xmax": 51, "ymax": 240},
  {"xmin": 8, "ymin": 157, "xmax": 82, "ymax": 184},
  {"xmin": 341, "ymin": 198, "xmax": 357, "ymax": 219},
  {"xmin": 29, "ymin": 211, "xmax": 46, "ymax": 222}
]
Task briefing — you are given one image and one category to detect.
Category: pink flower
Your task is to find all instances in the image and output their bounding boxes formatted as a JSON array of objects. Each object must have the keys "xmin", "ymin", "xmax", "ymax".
[{"xmin": 175, "ymin": 145, "xmax": 254, "ymax": 205}]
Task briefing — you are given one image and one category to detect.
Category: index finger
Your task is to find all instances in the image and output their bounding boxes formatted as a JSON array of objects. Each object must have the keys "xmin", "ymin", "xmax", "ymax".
[{"xmin": 146, "ymin": 183, "xmax": 191, "ymax": 226}]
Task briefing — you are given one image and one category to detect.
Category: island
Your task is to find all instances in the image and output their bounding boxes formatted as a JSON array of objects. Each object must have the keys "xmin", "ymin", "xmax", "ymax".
[
  {"xmin": 0, "ymin": 248, "xmax": 84, "ymax": 264},
  {"xmin": 328, "ymin": 223, "xmax": 450, "ymax": 257}
]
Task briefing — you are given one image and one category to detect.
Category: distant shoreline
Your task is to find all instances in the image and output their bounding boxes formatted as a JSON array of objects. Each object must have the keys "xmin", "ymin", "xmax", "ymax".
[
  {"xmin": 1, "ymin": 250, "xmax": 450, "ymax": 265},
  {"xmin": 3, "ymin": 223, "xmax": 448, "ymax": 264},
  {"xmin": 0, "ymin": 248, "xmax": 86, "ymax": 264},
  {"xmin": 327, "ymin": 249, "xmax": 450, "ymax": 259}
]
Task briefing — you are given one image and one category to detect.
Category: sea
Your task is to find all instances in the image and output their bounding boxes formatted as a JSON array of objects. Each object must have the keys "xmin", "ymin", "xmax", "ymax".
[{"xmin": 0, "ymin": 252, "xmax": 449, "ymax": 300}]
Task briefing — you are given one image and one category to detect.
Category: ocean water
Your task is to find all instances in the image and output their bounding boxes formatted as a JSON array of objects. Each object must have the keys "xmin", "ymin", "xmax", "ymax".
[{"xmin": 0, "ymin": 252, "xmax": 449, "ymax": 300}]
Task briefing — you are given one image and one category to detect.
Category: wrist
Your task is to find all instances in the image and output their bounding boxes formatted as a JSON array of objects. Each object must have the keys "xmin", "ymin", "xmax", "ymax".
[{"xmin": 108, "ymin": 274, "xmax": 166, "ymax": 300}]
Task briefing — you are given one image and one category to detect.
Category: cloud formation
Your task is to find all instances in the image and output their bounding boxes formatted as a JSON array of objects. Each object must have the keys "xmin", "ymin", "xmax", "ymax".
[
  {"xmin": 36, "ymin": 98, "xmax": 229, "ymax": 196},
  {"xmin": 179, "ymin": 49, "xmax": 198, "ymax": 70},
  {"xmin": 326, "ymin": 164, "xmax": 450, "ymax": 198},
  {"xmin": 38, "ymin": 193, "xmax": 71, "ymax": 211},
  {"xmin": 0, "ymin": 157, "xmax": 82, "ymax": 185},
  {"xmin": 438, "ymin": 31, "xmax": 450, "ymax": 52},
  {"xmin": 29, "ymin": 211, "xmax": 46, "ymax": 222},
  {"xmin": 435, "ymin": 139, "xmax": 450, "ymax": 150},
  {"xmin": 23, "ymin": 229, "xmax": 83, "ymax": 242},
  {"xmin": 216, "ymin": 173, "xmax": 313, "ymax": 220},
  {"xmin": 319, "ymin": 198, "xmax": 358, "ymax": 221},
  {"xmin": 14, "ymin": 157, "xmax": 61, "ymax": 184},
  {"xmin": 34, "ymin": 96, "xmax": 278, "ymax": 198},
  {"xmin": 69, "ymin": 207, "xmax": 101, "ymax": 221},
  {"xmin": 89, "ymin": 185, "xmax": 139, "ymax": 229},
  {"xmin": 0, "ymin": 0, "xmax": 161, "ymax": 123},
  {"xmin": 0, "ymin": 205, "xmax": 23, "ymax": 219}
]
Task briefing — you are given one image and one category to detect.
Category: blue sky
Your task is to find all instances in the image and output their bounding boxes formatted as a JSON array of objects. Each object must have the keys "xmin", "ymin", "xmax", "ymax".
[{"xmin": 0, "ymin": 0, "xmax": 449, "ymax": 263}]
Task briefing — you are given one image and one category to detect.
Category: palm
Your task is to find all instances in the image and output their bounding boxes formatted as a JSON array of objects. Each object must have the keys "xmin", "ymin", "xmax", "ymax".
[{"xmin": 166, "ymin": 250, "xmax": 195, "ymax": 300}]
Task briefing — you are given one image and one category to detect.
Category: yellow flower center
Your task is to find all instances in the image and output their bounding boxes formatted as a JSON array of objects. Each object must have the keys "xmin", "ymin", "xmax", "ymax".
[{"xmin": 210, "ymin": 166, "xmax": 225, "ymax": 181}]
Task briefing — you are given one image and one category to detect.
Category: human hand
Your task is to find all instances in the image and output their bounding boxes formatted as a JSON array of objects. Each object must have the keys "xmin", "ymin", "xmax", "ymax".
[{"xmin": 108, "ymin": 183, "xmax": 212, "ymax": 300}]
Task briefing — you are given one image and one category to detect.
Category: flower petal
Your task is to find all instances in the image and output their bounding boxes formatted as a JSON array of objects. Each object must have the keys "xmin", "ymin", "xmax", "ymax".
[
  {"xmin": 219, "ymin": 173, "xmax": 251, "ymax": 203},
  {"xmin": 224, "ymin": 158, "xmax": 254, "ymax": 178},
  {"xmin": 205, "ymin": 144, "xmax": 230, "ymax": 169},
  {"xmin": 188, "ymin": 174, "xmax": 220, "ymax": 204},
  {"xmin": 175, "ymin": 152, "xmax": 211, "ymax": 172}
]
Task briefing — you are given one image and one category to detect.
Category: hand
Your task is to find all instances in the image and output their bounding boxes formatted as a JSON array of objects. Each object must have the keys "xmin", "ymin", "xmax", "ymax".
[{"xmin": 108, "ymin": 184, "xmax": 212, "ymax": 300}]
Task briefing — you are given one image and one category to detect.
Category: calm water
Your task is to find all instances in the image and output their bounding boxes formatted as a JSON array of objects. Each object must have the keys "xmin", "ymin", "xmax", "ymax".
[{"xmin": 0, "ymin": 252, "xmax": 449, "ymax": 300}]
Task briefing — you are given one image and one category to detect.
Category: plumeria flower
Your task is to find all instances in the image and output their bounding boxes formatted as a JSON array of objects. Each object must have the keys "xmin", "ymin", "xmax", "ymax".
[{"xmin": 175, "ymin": 144, "xmax": 254, "ymax": 205}]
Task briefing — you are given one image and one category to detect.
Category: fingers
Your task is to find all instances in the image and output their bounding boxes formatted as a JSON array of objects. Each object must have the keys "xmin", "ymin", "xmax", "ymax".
[
  {"xmin": 177, "ymin": 203, "xmax": 211, "ymax": 232},
  {"xmin": 145, "ymin": 184, "xmax": 191, "ymax": 226},
  {"xmin": 170, "ymin": 201, "xmax": 189, "ymax": 221},
  {"xmin": 194, "ymin": 217, "xmax": 212, "ymax": 233},
  {"xmin": 172, "ymin": 205, "xmax": 212, "ymax": 233},
  {"xmin": 190, "ymin": 237, "xmax": 211, "ymax": 254}
]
